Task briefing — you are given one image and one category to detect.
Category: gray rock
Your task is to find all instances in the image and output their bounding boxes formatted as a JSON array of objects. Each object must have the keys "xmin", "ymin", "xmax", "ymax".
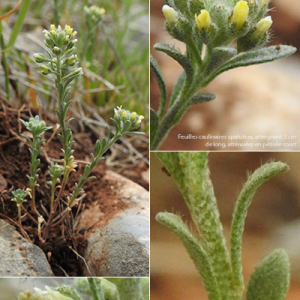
[
  {"xmin": 80, "ymin": 171, "xmax": 149, "ymax": 277},
  {"xmin": 0, "ymin": 219, "xmax": 53, "ymax": 277}
]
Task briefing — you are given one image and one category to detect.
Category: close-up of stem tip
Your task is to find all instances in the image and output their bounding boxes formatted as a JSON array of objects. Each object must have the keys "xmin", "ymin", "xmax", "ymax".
[{"xmin": 150, "ymin": 0, "xmax": 297, "ymax": 150}]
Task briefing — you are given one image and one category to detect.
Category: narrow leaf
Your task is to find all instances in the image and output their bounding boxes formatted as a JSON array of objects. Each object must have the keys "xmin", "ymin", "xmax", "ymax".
[
  {"xmin": 154, "ymin": 43, "xmax": 194, "ymax": 85},
  {"xmin": 150, "ymin": 108, "xmax": 159, "ymax": 147},
  {"xmin": 173, "ymin": 93, "xmax": 215, "ymax": 125},
  {"xmin": 204, "ymin": 46, "xmax": 237, "ymax": 76},
  {"xmin": 63, "ymin": 100, "xmax": 73, "ymax": 120},
  {"xmin": 156, "ymin": 152, "xmax": 232, "ymax": 296},
  {"xmin": 246, "ymin": 249, "xmax": 290, "ymax": 300},
  {"xmin": 156, "ymin": 212, "xmax": 221, "ymax": 300},
  {"xmin": 203, "ymin": 45, "xmax": 297, "ymax": 86},
  {"xmin": 170, "ymin": 71, "xmax": 185, "ymax": 107},
  {"xmin": 230, "ymin": 161, "xmax": 289, "ymax": 292},
  {"xmin": 150, "ymin": 55, "xmax": 167, "ymax": 118}
]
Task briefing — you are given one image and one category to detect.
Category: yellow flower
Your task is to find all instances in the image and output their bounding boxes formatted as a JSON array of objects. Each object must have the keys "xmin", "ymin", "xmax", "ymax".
[
  {"xmin": 252, "ymin": 16, "xmax": 273, "ymax": 38},
  {"xmin": 131, "ymin": 112, "xmax": 137, "ymax": 120},
  {"xmin": 195, "ymin": 10, "xmax": 211, "ymax": 30},
  {"xmin": 162, "ymin": 5, "xmax": 178, "ymax": 24},
  {"xmin": 230, "ymin": 1, "xmax": 249, "ymax": 30},
  {"xmin": 50, "ymin": 24, "xmax": 55, "ymax": 31},
  {"xmin": 122, "ymin": 111, "xmax": 127, "ymax": 117},
  {"xmin": 139, "ymin": 115, "xmax": 144, "ymax": 120},
  {"xmin": 99, "ymin": 8, "xmax": 105, "ymax": 15},
  {"xmin": 65, "ymin": 25, "xmax": 73, "ymax": 35},
  {"xmin": 51, "ymin": 30, "xmax": 56, "ymax": 35}
]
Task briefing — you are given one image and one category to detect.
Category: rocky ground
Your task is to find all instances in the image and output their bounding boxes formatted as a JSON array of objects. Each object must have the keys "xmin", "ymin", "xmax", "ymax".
[{"xmin": 0, "ymin": 98, "xmax": 149, "ymax": 277}]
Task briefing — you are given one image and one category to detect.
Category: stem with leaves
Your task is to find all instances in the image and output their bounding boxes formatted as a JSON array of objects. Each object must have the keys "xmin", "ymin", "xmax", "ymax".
[
  {"xmin": 11, "ymin": 24, "xmax": 144, "ymax": 242},
  {"xmin": 156, "ymin": 152, "xmax": 290, "ymax": 300},
  {"xmin": 150, "ymin": 0, "xmax": 297, "ymax": 149},
  {"xmin": 20, "ymin": 116, "xmax": 52, "ymax": 213}
]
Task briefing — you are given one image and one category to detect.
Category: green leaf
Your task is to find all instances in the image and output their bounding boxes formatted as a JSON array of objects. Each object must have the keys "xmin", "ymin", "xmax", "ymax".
[
  {"xmin": 7, "ymin": 0, "xmax": 32, "ymax": 50},
  {"xmin": 150, "ymin": 108, "xmax": 159, "ymax": 147},
  {"xmin": 173, "ymin": 93, "xmax": 215, "ymax": 125},
  {"xmin": 203, "ymin": 45, "xmax": 297, "ymax": 86},
  {"xmin": 156, "ymin": 212, "xmax": 221, "ymax": 300},
  {"xmin": 156, "ymin": 152, "xmax": 232, "ymax": 297},
  {"xmin": 123, "ymin": 131, "xmax": 145, "ymax": 136},
  {"xmin": 154, "ymin": 43, "xmax": 194, "ymax": 86},
  {"xmin": 150, "ymin": 55, "xmax": 167, "ymax": 118},
  {"xmin": 187, "ymin": 93, "xmax": 216, "ymax": 106},
  {"xmin": 230, "ymin": 161, "xmax": 289, "ymax": 293},
  {"xmin": 170, "ymin": 71, "xmax": 185, "ymax": 107},
  {"xmin": 63, "ymin": 100, "xmax": 73, "ymax": 120},
  {"xmin": 246, "ymin": 249, "xmax": 290, "ymax": 300},
  {"xmin": 173, "ymin": 0, "xmax": 189, "ymax": 17},
  {"xmin": 204, "ymin": 46, "xmax": 237, "ymax": 76}
]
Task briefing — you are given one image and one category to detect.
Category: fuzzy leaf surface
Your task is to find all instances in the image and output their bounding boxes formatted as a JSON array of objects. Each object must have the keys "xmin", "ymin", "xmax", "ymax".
[
  {"xmin": 156, "ymin": 152, "xmax": 231, "ymax": 297},
  {"xmin": 150, "ymin": 55, "xmax": 167, "ymax": 118},
  {"xmin": 150, "ymin": 108, "xmax": 159, "ymax": 146},
  {"xmin": 230, "ymin": 161, "xmax": 289, "ymax": 293},
  {"xmin": 203, "ymin": 45, "xmax": 297, "ymax": 86},
  {"xmin": 154, "ymin": 43, "xmax": 194, "ymax": 84},
  {"xmin": 246, "ymin": 249, "xmax": 290, "ymax": 300},
  {"xmin": 156, "ymin": 212, "xmax": 221, "ymax": 300}
]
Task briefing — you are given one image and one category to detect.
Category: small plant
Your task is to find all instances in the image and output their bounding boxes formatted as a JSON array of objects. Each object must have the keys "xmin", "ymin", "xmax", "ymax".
[
  {"xmin": 150, "ymin": 0, "xmax": 297, "ymax": 150},
  {"xmin": 11, "ymin": 24, "xmax": 144, "ymax": 242},
  {"xmin": 11, "ymin": 189, "xmax": 29, "ymax": 226},
  {"xmin": 17, "ymin": 277, "xmax": 149, "ymax": 300},
  {"xmin": 156, "ymin": 152, "xmax": 290, "ymax": 300}
]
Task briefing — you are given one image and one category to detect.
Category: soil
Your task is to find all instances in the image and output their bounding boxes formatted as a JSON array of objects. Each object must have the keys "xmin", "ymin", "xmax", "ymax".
[{"xmin": 0, "ymin": 97, "xmax": 148, "ymax": 276}]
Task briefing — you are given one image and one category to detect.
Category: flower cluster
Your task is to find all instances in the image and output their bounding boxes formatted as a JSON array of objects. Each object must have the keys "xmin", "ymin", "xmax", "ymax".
[
  {"xmin": 162, "ymin": 0, "xmax": 273, "ymax": 52},
  {"xmin": 20, "ymin": 116, "xmax": 52, "ymax": 138},
  {"xmin": 33, "ymin": 24, "xmax": 82, "ymax": 77},
  {"xmin": 11, "ymin": 189, "xmax": 28, "ymax": 207},
  {"xmin": 84, "ymin": 5, "xmax": 105, "ymax": 28},
  {"xmin": 113, "ymin": 106, "xmax": 144, "ymax": 134}
]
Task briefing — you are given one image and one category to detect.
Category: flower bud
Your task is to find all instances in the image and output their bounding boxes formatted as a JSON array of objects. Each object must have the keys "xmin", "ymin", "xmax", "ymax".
[
  {"xmin": 65, "ymin": 25, "xmax": 73, "ymax": 35},
  {"xmin": 131, "ymin": 112, "xmax": 137, "ymax": 120},
  {"xmin": 53, "ymin": 46, "xmax": 61, "ymax": 55},
  {"xmin": 252, "ymin": 16, "xmax": 272, "ymax": 38},
  {"xmin": 66, "ymin": 54, "xmax": 78, "ymax": 66},
  {"xmin": 69, "ymin": 67, "xmax": 83, "ymax": 77},
  {"xmin": 162, "ymin": 5, "xmax": 178, "ymax": 24},
  {"xmin": 195, "ymin": 10, "xmax": 211, "ymax": 30},
  {"xmin": 33, "ymin": 53, "xmax": 47, "ymax": 63},
  {"xmin": 39, "ymin": 65, "xmax": 51, "ymax": 75},
  {"xmin": 230, "ymin": 1, "xmax": 249, "ymax": 30}
]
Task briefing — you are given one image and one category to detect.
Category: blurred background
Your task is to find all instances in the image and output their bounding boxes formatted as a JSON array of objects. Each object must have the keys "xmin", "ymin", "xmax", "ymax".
[
  {"xmin": 150, "ymin": 0, "xmax": 300, "ymax": 150},
  {"xmin": 151, "ymin": 152, "xmax": 300, "ymax": 299},
  {"xmin": 1, "ymin": 0, "xmax": 149, "ymax": 117},
  {"xmin": 0, "ymin": 278, "xmax": 74, "ymax": 299}
]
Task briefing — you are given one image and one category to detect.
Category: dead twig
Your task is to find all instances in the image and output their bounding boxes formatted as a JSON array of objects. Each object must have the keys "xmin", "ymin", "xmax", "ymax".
[{"xmin": 67, "ymin": 245, "xmax": 92, "ymax": 276}]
